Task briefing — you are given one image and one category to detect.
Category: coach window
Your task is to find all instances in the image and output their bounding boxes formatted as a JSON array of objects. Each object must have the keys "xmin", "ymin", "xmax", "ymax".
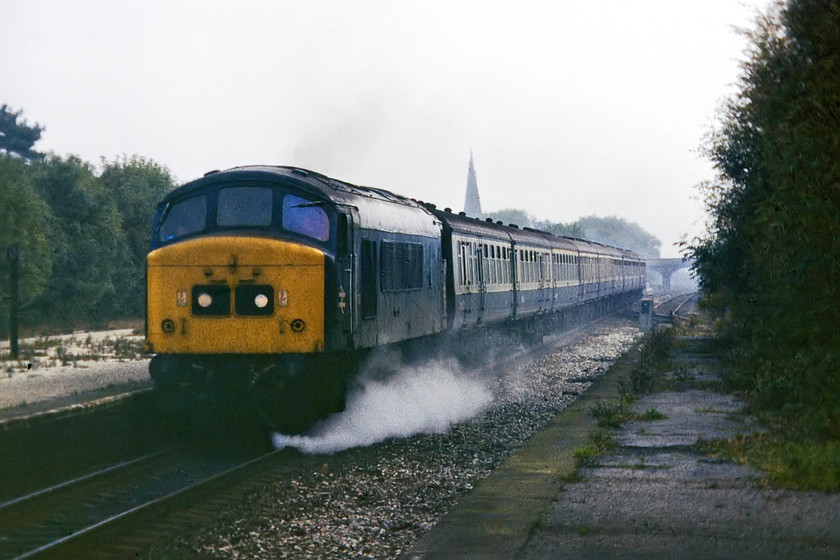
[{"xmin": 283, "ymin": 194, "xmax": 330, "ymax": 242}]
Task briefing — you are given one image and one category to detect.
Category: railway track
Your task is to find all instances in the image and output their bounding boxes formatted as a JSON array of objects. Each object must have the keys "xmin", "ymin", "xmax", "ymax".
[
  {"xmin": 0, "ymin": 442, "xmax": 296, "ymax": 559},
  {"xmin": 0, "ymin": 314, "xmax": 636, "ymax": 558},
  {"xmin": 653, "ymin": 292, "xmax": 698, "ymax": 318}
]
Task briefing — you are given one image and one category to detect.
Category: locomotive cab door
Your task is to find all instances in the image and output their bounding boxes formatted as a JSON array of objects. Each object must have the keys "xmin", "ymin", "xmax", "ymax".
[{"xmin": 336, "ymin": 208, "xmax": 358, "ymax": 349}]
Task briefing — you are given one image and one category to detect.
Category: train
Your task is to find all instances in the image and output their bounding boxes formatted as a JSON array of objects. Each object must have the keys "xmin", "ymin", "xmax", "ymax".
[{"xmin": 145, "ymin": 166, "xmax": 645, "ymax": 432}]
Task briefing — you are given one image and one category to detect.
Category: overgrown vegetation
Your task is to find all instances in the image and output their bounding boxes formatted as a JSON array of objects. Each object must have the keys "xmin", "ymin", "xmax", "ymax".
[
  {"xmin": 0, "ymin": 106, "xmax": 175, "ymax": 334},
  {"xmin": 689, "ymin": 0, "xmax": 840, "ymax": 438},
  {"xmin": 705, "ymin": 433, "xmax": 840, "ymax": 492}
]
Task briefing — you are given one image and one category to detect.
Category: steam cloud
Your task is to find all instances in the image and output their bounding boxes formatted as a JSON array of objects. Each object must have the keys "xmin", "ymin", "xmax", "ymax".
[{"xmin": 272, "ymin": 356, "xmax": 492, "ymax": 455}]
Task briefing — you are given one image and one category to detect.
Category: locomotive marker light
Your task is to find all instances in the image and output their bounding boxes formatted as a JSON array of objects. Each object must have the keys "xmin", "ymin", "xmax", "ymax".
[
  {"xmin": 197, "ymin": 292, "xmax": 213, "ymax": 308},
  {"xmin": 254, "ymin": 293, "xmax": 269, "ymax": 308}
]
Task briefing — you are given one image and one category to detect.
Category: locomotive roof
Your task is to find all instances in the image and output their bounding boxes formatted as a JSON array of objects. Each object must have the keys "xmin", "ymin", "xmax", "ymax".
[{"xmin": 162, "ymin": 166, "xmax": 441, "ymax": 237}]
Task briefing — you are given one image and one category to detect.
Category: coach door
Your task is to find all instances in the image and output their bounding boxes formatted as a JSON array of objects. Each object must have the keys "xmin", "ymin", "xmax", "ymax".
[
  {"xmin": 538, "ymin": 251, "xmax": 550, "ymax": 312},
  {"xmin": 476, "ymin": 242, "xmax": 488, "ymax": 324}
]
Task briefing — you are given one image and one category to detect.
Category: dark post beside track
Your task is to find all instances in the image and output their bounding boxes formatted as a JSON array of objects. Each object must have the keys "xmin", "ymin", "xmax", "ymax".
[{"xmin": 6, "ymin": 245, "xmax": 19, "ymax": 359}]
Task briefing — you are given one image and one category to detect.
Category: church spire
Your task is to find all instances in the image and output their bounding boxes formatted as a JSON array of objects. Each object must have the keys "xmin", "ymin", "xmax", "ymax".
[{"xmin": 463, "ymin": 151, "xmax": 482, "ymax": 217}]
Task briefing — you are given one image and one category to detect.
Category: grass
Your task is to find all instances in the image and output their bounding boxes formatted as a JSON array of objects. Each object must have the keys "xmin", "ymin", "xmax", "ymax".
[
  {"xmin": 704, "ymin": 432, "xmax": 840, "ymax": 492},
  {"xmin": 573, "ymin": 429, "xmax": 615, "ymax": 465}
]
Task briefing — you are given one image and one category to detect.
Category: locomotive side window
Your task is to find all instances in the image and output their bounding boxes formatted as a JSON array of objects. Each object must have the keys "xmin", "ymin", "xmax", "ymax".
[
  {"xmin": 158, "ymin": 195, "xmax": 207, "ymax": 242},
  {"xmin": 283, "ymin": 194, "xmax": 330, "ymax": 241},
  {"xmin": 217, "ymin": 187, "xmax": 272, "ymax": 227}
]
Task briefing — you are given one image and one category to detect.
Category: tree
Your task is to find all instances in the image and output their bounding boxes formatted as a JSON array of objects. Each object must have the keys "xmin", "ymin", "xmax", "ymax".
[
  {"xmin": 483, "ymin": 208, "xmax": 535, "ymax": 228},
  {"xmin": 0, "ymin": 105, "xmax": 44, "ymax": 161},
  {"xmin": 0, "ymin": 155, "xmax": 52, "ymax": 335},
  {"xmin": 98, "ymin": 156, "xmax": 175, "ymax": 316},
  {"xmin": 483, "ymin": 209, "xmax": 658, "ymax": 255},
  {"xmin": 576, "ymin": 216, "xmax": 661, "ymax": 258},
  {"xmin": 691, "ymin": 0, "xmax": 840, "ymax": 431},
  {"xmin": 29, "ymin": 155, "xmax": 130, "ymax": 326}
]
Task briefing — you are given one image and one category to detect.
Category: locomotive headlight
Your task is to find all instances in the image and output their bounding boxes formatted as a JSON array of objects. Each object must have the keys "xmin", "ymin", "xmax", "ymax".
[
  {"xmin": 197, "ymin": 292, "xmax": 213, "ymax": 308},
  {"xmin": 254, "ymin": 293, "xmax": 269, "ymax": 309}
]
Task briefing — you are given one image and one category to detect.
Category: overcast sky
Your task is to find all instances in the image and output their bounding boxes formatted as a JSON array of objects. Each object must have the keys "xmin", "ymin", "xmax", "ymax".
[{"xmin": 2, "ymin": 0, "xmax": 772, "ymax": 257}]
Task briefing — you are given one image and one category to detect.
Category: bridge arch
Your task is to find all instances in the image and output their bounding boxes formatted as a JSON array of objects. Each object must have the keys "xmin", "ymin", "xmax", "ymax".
[{"xmin": 646, "ymin": 258, "xmax": 695, "ymax": 292}]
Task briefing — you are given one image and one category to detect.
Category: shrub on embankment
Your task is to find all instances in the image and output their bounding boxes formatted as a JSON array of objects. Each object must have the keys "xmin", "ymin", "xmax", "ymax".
[{"xmin": 690, "ymin": 0, "xmax": 840, "ymax": 437}]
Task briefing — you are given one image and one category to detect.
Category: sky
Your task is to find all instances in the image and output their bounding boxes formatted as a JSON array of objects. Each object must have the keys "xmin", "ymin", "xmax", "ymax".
[{"xmin": 1, "ymin": 0, "xmax": 773, "ymax": 257}]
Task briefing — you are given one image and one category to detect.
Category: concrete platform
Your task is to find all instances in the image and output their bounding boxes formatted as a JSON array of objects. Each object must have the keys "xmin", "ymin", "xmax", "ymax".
[{"xmin": 404, "ymin": 335, "xmax": 840, "ymax": 559}]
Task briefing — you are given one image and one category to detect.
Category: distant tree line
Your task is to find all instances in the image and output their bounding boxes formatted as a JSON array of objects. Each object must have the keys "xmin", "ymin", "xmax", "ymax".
[
  {"xmin": 484, "ymin": 209, "xmax": 661, "ymax": 259},
  {"xmin": 0, "ymin": 105, "xmax": 175, "ymax": 334},
  {"xmin": 690, "ymin": 0, "xmax": 840, "ymax": 434}
]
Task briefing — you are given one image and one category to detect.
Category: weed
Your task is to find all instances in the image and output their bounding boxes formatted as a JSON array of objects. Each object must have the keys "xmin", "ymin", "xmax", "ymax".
[
  {"xmin": 558, "ymin": 471, "xmax": 585, "ymax": 484},
  {"xmin": 631, "ymin": 407, "xmax": 668, "ymax": 421},
  {"xmin": 577, "ymin": 525, "xmax": 592, "ymax": 536},
  {"xmin": 573, "ymin": 443, "xmax": 600, "ymax": 462},
  {"xmin": 590, "ymin": 402, "xmax": 626, "ymax": 429},
  {"xmin": 627, "ymin": 327, "xmax": 672, "ymax": 393}
]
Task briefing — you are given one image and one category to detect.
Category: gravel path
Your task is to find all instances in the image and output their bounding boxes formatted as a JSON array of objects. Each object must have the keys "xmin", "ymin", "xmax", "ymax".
[{"xmin": 162, "ymin": 317, "xmax": 640, "ymax": 559}]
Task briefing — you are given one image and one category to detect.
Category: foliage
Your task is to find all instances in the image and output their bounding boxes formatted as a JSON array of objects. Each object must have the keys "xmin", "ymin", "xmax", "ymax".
[
  {"xmin": 690, "ymin": 0, "xmax": 840, "ymax": 435},
  {"xmin": 0, "ymin": 104, "xmax": 44, "ymax": 161},
  {"xmin": 0, "ymin": 121, "xmax": 176, "ymax": 334},
  {"xmin": 483, "ymin": 208, "xmax": 536, "ymax": 228},
  {"xmin": 483, "ymin": 210, "xmax": 658, "ymax": 257},
  {"xmin": 97, "ymin": 156, "xmax": 175, "ymax": 316},
  {"xmin": 576, "ymin": 216, "xmax": 661, "ymax": 258},
  {"xmin": 0, "ymin": 155, "xmax": 52, "ymax": 333}
]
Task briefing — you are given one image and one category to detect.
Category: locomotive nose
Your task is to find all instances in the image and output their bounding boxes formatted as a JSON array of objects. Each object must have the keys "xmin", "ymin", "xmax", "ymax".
[{"xmin": 146, "ymin": 236, "xmax": 325, "ymax": 355}]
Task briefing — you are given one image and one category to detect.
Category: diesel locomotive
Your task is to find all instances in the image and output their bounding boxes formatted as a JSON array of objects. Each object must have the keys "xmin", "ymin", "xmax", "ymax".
[{"xmin": 145, "ymin": 166, "xmax": 645, "ymax": 431}]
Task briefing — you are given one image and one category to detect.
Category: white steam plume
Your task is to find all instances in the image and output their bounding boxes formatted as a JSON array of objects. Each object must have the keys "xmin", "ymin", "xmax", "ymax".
[{"xmin": 272, "ymin": 357, "xmax": 492, "ymax": 455}]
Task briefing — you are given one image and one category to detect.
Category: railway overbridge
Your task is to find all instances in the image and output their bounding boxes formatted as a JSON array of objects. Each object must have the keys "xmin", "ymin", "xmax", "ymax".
[{"xmin": 646, "ymin": 257, "xmax": 695, "ymax": 292}]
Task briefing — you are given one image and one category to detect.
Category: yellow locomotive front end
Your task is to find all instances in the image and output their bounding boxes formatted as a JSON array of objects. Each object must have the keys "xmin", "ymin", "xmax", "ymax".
[
  {"xmin": 146, "ymin": 235, "xmax": 325, "ymax": 356},
  {"xmin": 144, "ymin": 169, "xmax": 350, "ymax": 432}
]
